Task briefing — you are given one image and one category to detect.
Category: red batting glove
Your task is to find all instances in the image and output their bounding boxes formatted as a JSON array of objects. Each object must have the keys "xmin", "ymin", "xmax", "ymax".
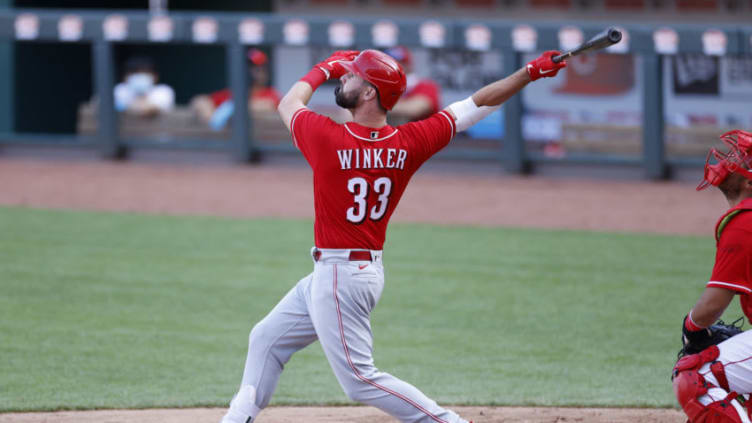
[
  {"xmin": 526, "ymin": 51, "xmax": 566, "ymax": 81},
  {"xmin": 301, "ymin": 50, "xmax": 359, "ymax": 91},
  {"xmin": 315, "ymin": 50, "xmax": 360, "ymax": 80}
]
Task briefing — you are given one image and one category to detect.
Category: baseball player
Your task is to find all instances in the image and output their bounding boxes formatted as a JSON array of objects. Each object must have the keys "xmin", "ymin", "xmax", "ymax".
[
  {"xmin": 220, "ymin": 49, "xmax": 566, "ymax": 423},
  {"xmin": 673, "ymin": 130, "xmax": 752, "ymax": 422}
]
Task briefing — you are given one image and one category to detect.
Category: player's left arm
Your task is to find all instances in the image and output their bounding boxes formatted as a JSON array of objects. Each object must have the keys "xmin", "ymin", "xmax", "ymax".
[{"xmin": 443, "ymin": 51, "xmax": 565, "ymax": 132}]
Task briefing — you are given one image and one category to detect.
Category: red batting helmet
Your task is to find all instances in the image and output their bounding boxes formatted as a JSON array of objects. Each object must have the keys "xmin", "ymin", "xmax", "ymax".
[
  {"xmin": 697, "ymin": 130, "xmax": 752, "ymax": 191},
  {"xmin": 339, "ymin": 49, "xmax": 406, "ymax": 110},
  {"xmin": 247, "ymin": 48, "xmax": 268, "ymax": 66},
  {"xmin": 385, "ymin": 46, "xmax": 413, "ymax": 68}
]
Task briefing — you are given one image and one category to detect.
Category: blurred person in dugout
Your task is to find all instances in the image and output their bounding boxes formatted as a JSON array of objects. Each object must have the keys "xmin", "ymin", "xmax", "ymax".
[
  {"xmin": 190, "ymin": 48, "xmax": 281, "ymax": 130},
  {"xmin": 383, "ymin": 46, "xmax": 441, "ymax": 124},
  {"xmin": 114, "ymin": 56, "xmax": 175, "ymax": 118}
]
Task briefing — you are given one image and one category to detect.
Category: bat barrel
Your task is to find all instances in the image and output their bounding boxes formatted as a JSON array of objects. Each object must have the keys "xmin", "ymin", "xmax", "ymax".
[{"xmin": 550, "ymin": 27, "xmax": 622, "ymax": 63}]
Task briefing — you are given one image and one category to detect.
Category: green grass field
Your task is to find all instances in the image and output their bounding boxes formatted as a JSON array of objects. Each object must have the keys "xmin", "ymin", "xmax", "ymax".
[{"xmin": 0, "ymin": 206, "xmax": 740, "ymax": 412}]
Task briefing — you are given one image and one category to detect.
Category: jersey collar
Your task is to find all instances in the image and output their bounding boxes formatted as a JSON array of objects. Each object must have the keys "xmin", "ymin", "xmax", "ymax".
[{"xmin": 344, "ymin": 122, "xmax": 399, "ymax": 142}]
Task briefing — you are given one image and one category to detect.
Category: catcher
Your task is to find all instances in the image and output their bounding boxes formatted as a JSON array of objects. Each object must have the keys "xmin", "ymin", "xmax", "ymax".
[{"xmin": 673, "ymin": 129, "xmax": 752, "ymax": 423}]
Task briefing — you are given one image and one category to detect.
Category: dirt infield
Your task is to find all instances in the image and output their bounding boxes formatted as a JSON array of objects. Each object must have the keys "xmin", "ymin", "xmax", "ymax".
[
  {"xmin": 0, "ymin": 406, "xmax": 685, "ymax": 423},
  {"xmin": 0, "ymin": 154, "xmax": 706, "ymax": 422},
  {"xmin": 0, "ymin": 155, "xmax": 722, "ymax": 235}
]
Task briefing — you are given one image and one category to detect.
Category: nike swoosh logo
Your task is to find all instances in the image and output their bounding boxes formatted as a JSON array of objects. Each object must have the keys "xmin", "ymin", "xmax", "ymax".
[
  {"xmin": 358, "ymin": 264, "xmax": 368, "ymax": 270},
  {"xmin": 539, "ymin": 68, "xmax": 556, "ymax": 75}
]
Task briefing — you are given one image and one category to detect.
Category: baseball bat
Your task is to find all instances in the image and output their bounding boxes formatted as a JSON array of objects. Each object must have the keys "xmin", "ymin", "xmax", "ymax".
[{"xmin": 552, "ymin": 27, "xmax": 622, "ymax": 63}]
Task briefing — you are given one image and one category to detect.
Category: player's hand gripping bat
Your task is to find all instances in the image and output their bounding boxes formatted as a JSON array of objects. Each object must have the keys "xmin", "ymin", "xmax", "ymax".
[{"xmin": 552, "ymin": 27, "xmax": 622, "ymax": 63}]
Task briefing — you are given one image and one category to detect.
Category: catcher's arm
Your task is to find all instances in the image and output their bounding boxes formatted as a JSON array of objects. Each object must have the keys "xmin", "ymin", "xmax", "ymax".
[
  {"xmin": 690, "ymin": 287, "xmax": 736, "ymax": 327},
  {"xmin": 679, "ymin": 287, "xmax": 739, "ymax": 357}
]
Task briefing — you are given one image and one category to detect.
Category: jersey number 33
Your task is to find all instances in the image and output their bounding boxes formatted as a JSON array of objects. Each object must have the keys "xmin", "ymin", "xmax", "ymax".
[{"xmin": 346, "ymin": 177, "xmax": 392, "ymax": 224}]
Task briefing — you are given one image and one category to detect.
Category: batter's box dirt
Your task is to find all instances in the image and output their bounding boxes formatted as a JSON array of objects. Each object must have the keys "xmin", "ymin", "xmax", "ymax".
[{"xmin": 0, "ymin": 406, "xmax": 685, "ymax": 423}]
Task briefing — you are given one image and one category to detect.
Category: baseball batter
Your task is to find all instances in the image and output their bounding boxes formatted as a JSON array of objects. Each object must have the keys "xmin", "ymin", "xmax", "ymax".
[
  {"xmin": 220, "ymin": 49, "xmax": 566, "ymax": 423},
  {"xmin": 673, "ymin": 130, "xmax": 752, "ymax": 422}
]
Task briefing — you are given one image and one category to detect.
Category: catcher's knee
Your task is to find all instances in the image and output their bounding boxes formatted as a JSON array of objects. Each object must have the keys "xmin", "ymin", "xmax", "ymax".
[{"xmin": 673, "ymin": 347, "xmax": 750, "ymax": 423}]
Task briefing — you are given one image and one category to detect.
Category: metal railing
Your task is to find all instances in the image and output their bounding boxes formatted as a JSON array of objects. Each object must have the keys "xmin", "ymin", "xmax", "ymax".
[{"xmin": 0, "ymin": 8, "xmax": 750, "ymax": 178}]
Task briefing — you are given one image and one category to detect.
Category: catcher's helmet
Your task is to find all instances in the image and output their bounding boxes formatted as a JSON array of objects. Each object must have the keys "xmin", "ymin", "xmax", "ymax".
[
  {"xmin": 339, "ymin": 49, "xmax": 406, "ymax": 110},
  {"xmin": 697, "ymin": 130, "xmax": 752, "ymax": 191}
]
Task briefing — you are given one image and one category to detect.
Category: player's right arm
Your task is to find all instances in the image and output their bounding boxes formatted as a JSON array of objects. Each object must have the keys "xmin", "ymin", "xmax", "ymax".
[
  {"xmin": 443, "ymin": 51, "xmax": 566, "ymax": 132},
  {"xmin": 278, "ymin": 50, "xmax": 359, "ymax": 131},
  {"xmin": 278, "ymin": 82, "xmax": 314, "ymax": 131}
]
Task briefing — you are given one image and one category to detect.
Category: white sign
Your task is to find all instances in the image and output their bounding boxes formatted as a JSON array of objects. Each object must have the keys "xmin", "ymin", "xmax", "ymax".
[
  {"xmin": 58, "ymin": 15, "xmax": 83, "ymax": 42},
  {"xmin": 720, "ymin": 56, "xmax": 752, "ymax": 98},
  {"xmin": 512, "ymin": 25, "xmax": 537, "ymax": 52},
  {"xmin": 192, "ymin": 17, "xmax": 218, "ymax": 43},
  {"xmin": 653, "ymin": 27, "xmax": 678, "ymax": 55},
  {"xmin": 15, "ymin": 13, "xmax": 39, "ymax": 40},
  {"xmin": 558, "ymin": 26, "xmax": 583, "ymax": 52},
  {"xmin": 702, "ymin": 29, "xmax": 727, "ymax": 56},
  {"xmin": 372, "ymin": 20, "xmax": 398, "ymax": 48},
  {"xmin": 239, "ymin": 18, "xmax": 264, "ymax": 45},
  {"xmin": 103, "ymin": 14, "xmax": 128, "ymax": 41},
  {"xmin": 329, "ymin": 21, "xmax": 354, "ymax": 47},
  {"xmin": 148, "ymin": 15, "xmax": 173, "ymax": 42},
  {"xmin": 283, "ymin": 19, "xmax": 309, "ymax": 45},
  {"xmin": 419, "ymin": 21, "xmax": 445, "ymax": 48},
  {"xmin": 465, "ymin": 24, "xmax": 491, "ymax": 51}
]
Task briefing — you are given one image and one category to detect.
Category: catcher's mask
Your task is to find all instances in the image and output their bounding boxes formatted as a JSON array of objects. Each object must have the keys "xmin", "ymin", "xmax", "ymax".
[{"xmin": 697, "ymin": 129, "xmax": 752, "ymax": 191}]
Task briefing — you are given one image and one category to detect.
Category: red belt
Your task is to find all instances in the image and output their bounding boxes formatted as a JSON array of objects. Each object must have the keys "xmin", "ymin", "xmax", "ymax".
[{"xmin": 313, "ymin": 250, "xmax": 372, "ymax": 262}]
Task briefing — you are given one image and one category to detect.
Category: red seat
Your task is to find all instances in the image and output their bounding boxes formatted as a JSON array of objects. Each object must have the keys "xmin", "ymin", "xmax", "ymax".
[
  {"xmin": 677, "ymin": 0, "xmax": 718, "ymax": 9},
  {"xmin": 455, "ymin": 0, "xmax": 496, "ymax": 5},
  {"xmin": 382, "ymin": 0, "xmax": 423, "ymax": 4},
  {"xmin": 605, "ymin": 0, "xmax": 645, "ymax": 8},
  {"xmin": 529, "ymin": 0, "xmax": 572, "ymax": 7}
]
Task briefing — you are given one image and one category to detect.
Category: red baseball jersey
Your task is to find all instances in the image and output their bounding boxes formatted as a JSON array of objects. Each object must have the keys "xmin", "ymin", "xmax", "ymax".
[
  {"xmin": 290, "ymin": 108, "xmax": 456, "ymax": 250},
  {"xmin": 707, "ymin": 198, "xmax": 752, "ymax": 320},
  {"xmin": 404, "ymin": 79, "xmax": 441, "ymax": 121},
  {"xmin": 210, "ymin": 87, "xmax": 281, "ymax": 108}
]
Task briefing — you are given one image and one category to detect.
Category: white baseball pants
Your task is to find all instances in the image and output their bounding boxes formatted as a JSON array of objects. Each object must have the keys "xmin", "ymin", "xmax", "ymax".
[
  {"xmin": 221, "ymin": 248, "xmax": 468, "ymax": 423},
  {"xmin": 698, "ymin": 330, "xmax": 752, "ymax": 421}
]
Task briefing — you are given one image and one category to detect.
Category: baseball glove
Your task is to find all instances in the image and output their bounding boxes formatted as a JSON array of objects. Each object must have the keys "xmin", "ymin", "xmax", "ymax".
[{"xmin": 678, "ymin": 316, "xmax": 745, "ymax": 359}]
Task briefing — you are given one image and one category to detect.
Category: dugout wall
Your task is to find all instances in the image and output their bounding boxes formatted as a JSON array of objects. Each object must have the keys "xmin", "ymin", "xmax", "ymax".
[{"xmin": 0, "ymin": 7, "xmax": 749, "ymax": 180}]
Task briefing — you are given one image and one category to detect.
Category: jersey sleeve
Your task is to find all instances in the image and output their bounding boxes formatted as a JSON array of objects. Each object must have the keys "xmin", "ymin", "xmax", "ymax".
[
  {"xmin": 210, "ymin": 89, "xmax": 232, "ymax": 107},
  {"xmin": 399, "ymin": 110, "xmax": 456, "ymax": 165},
  {"xmin": 290, "ymin": 108, "xmax": 340, "ymax": 166},
  {"xmin": 708, "ymin": 219, "xmax": 752, "ymax": 294},
  {"xmin": 409, "ymin": 80, "xmax": 441, "ymax": 115}
]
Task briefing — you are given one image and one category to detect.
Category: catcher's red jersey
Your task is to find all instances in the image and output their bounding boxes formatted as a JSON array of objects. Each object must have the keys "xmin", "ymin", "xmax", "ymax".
[
  {"xmin": 707, "ymin": 198, "xmax": 752, "ymax": 320},
  {"xmin": 290, "ymin": 108, "xmax": 456, "ymax": 250}
]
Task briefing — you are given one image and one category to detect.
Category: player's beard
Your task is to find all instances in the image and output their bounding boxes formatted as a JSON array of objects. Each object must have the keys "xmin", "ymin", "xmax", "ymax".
[{"xmin": 335, "ymin": 85, "xmax": 360, "ymax": 110}]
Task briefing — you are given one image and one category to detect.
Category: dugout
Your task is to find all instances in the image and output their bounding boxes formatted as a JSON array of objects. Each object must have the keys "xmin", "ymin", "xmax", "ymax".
[{"xmin": 0, "ymin": 3, "xmax": 750, "ymax": 180}]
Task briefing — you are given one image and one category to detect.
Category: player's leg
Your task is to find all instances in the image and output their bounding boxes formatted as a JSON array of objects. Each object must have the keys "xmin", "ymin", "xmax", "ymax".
[
  {"xmin": 309, "ymin": 259, "xmax": 469, "ymax": 423},
  {"xmin": 673, "ymin": 331, "xmax": 752, "ymax": 422},
  {"xmin": 221, "ymin": 273, "xmax": 318, "ymax": 423}
]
